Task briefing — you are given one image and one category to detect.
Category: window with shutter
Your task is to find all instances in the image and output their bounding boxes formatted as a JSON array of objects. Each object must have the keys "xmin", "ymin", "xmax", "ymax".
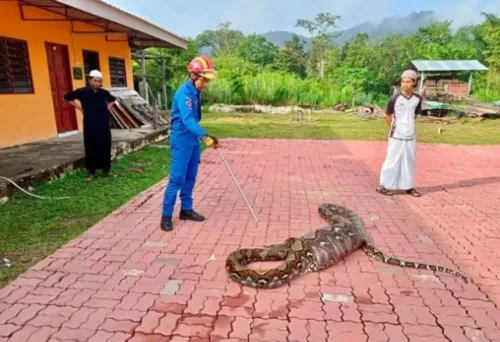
[
  {"xmin": 109, "ymin": 57, "xmax": 127, "ymax": 87},
  {"xmin": 0, "ymin": 36, "xmax": 34, "ymax": 94}
]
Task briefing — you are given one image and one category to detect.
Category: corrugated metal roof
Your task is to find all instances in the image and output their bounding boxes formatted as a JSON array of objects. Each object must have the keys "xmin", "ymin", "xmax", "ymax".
[
  {"xmin": 411, "ymin": 60, "xmax": 488, "ymax": 72},
  {"xmin": 24, "ymin": 0, "xmax": 189, "ymax": 49},
  {"xmin": 97, "ymin": 0, "xmax": 189, "ymax": 43}
]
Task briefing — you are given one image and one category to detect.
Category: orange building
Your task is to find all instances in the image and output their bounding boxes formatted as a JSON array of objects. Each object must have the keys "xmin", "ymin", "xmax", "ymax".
[{"xmin": 0, "ymin": 0, "xmax": 187, "ymax": 149}]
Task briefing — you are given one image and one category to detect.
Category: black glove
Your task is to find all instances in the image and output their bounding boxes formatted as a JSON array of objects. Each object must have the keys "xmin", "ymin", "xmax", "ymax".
[{"xmin": 202, "ymin": 134, "xmax": 220, "ymax": 148}]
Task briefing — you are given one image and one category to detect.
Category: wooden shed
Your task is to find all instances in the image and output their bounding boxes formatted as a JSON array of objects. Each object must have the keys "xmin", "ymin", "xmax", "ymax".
[{"xmin": 408, "ymin": 60, "xmax": 488, "ymax": 99}]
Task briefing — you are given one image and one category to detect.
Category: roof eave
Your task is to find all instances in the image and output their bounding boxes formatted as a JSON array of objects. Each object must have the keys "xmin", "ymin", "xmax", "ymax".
[
  {"xmin": 410, "ymin": 60, "xmax": 489, "ymax": 72},
  {"xmin": 54, "ymin": 0, "xmax": 188, "ymax": 49}
]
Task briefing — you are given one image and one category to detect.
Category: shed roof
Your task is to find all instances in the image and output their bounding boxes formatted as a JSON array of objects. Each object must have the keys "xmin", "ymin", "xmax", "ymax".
[
  {"xmin": 410, "ymin": 60, "xmax": 488, "ymax": 72},
  {"xmin": 19, "ymin": 0, "xmax": 188, "ymax": 49}
]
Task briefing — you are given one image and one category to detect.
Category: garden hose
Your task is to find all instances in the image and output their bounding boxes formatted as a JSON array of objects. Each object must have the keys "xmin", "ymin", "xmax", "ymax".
[{"xmin": 0, "ymin": 176, "xmax": 70, "ymax": 200}]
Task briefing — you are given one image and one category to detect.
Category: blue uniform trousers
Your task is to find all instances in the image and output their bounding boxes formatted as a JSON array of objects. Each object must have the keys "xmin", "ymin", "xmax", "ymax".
[{"xmin": 162, "ymin": 143, "xmax": 201, "ymax": 216}]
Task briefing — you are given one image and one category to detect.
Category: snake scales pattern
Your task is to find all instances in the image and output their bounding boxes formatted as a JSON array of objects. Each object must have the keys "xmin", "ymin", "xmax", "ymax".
[{"xmin": 225, "ymin": 204, "xmax": 467, "ymax": 288}]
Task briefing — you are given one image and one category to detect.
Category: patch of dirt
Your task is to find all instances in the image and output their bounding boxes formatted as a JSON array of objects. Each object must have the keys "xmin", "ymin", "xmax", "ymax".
[
  {"xmin": 126, "ymin": 167, "xmax": 146, "ymax": 173},
  {"xmin": 131, "ymin": 158, "xmax": 152, "ymax": 165}
]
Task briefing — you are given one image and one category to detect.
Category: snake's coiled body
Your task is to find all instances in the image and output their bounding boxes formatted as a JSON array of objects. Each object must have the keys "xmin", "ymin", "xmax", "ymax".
[{"xmin": 225, "ymin": 204, "xmax": 467, "ymax": 288}]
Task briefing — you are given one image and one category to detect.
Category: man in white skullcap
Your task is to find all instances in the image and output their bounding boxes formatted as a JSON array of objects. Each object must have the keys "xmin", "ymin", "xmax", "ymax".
[
  {"xmin": 376, "ymin": 69, "xmax": 423, "ymax": 197},
  {"xmin": 64, "ymin": 70, "xmax": 117, "ymax": 180}
]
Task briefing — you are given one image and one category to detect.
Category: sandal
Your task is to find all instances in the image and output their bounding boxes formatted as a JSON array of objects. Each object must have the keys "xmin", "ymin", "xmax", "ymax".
[
  {"xmin": 104, "ymin": 172, "xmax": 119, "ymax": 178},
  {"xmin": 376, "ymin": 186, "xmax": 393, "ymax": 196},
  {"xmin": 406, "ymin": 188, "xmax": 421, "ymax": 197}
]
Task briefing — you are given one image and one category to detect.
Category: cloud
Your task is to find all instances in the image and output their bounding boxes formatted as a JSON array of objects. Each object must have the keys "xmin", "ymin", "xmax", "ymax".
[
  {"xmin": 436, "ymin": 0, "xmax": 500, "ymax": 28},
  {"xmin": 102, "ymin": 0, "xmax": 394, "ymax": 37},
  {"xmin": 317, "ymin": 0, "xmax": 393, "ymax": 30},
  {"xmin": 103, "ymin": 0, "xmax": 500, "ymax": 38}
]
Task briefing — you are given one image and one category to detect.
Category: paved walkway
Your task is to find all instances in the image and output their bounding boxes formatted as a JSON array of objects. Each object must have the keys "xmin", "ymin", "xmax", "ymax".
[{"xmin": 1, "ymin": 139, "xmax": 500, "ymax": 342}]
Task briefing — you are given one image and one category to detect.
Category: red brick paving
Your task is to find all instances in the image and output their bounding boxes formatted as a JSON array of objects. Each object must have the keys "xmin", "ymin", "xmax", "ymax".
[{"xmin": 1, "ymin": 138, "xmax": 500, "ymax": 342}]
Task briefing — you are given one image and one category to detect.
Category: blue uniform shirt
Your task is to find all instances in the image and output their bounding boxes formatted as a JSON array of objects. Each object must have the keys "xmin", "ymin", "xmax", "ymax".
[{"xmin": 169, "ymin": 80, "xmax": 207, "ymax": 146}]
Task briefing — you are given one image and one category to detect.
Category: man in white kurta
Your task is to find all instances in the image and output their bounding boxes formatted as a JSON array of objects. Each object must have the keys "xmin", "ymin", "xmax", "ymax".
[{"xmin": 377, "ymin": 70, "xmax": 423, "ymax": 197}]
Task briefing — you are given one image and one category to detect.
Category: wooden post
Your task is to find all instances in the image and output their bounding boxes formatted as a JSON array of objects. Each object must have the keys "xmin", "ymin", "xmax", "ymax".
[
  {"xmin": 419, "ymin": 72, "xmax": 425, "ymax": 93},
  {"xmin": 297, "ymin": 109, "xmax": 303, "ymax": 121},
  {"xmin": 147, "ymin": 83, "xmax": 157, "ymax": 130},
  {"xmin": 141, "ymin": 48, "xmax": 148, "ymax": 103},
  {"xmin": 161, "ymin": 50, "xmax": 168, "ymax": 111},
  {"xmin": 157, "ymin": 92, "xmax": 162, "ymax": 110},
  {"xmin": 467, "ymin": 72, "xmax": 474, "ymax": 98}
]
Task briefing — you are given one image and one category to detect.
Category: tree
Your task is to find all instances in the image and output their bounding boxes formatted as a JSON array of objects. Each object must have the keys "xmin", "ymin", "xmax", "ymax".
[
  {"xmin": 274, "ymin": 35, "xmax": 307, "ymax": 78},
  {"xmin": 409, "ymin": 21, "xmax": 463, "ymax": 59},
  {"xmin": 323, "ymin": 47, "xmax": 341, "ymax": 77},
  {"xmin": 236, "ymin": 34, "xmax": 279, "ymax": 67},
  {"xmin": 369, "ymin": 33, "xmax": 410, "ymax": 92},
  {"xmin": 133, "ymin": 13, "xmax": 500, "ymax": 108},
  {"xmin": 296, "ymin": 12, "xmax": 341, "ymax": 77},
  {"xmin": 481, "ymin": 12, "xmax": 500, "ymax": 70},
  {"xmin": 135, "ymin": 39, "xmax": 200, "ymax": 107},
  {"xmin": 453, "ymin": 26, "xmax": 483, "ymax": 60},
  {"xmin": 196, "ymin": 21, "xmax": 244, "ymax": 57},
  {"xmin": 340, "ymin": 33, "xmax": 375, "ymax": 69},
  {"xmin": 481, "ymin": 12, "xmax": 500, "ymax": 26}
]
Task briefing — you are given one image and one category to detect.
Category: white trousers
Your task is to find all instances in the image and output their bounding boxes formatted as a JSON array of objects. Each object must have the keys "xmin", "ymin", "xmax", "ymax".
[{"xmin": 379, "ymin": 138, "xmax": 416, "ymax": 190}]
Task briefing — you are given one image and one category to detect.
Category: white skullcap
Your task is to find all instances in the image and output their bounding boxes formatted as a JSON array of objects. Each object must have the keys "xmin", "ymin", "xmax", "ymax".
[
  {"xmin": 401, "ymin": 70, "xmax": 418, "ymax": 81},
  {"xmin": 89, "ymin": 70, "xmax": 103, "ymax": 79}
]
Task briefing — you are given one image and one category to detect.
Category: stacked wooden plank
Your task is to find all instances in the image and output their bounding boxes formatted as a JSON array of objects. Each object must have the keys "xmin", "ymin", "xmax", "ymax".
[
  {"xmin": 332, "ymin": 102, "xmax": 349, "ymax": 111},
  {"xmin": 208, "ymin": 104, "xmax": 320, "ymax": 114},
  {"xmin": 105, "ymin": 87, "xmax": 170, "ymax": 129},
  {"xmin": 332, "ymin": 102, "xmax": 384, "ymax": 119},
  {"xmin": 455, "ymin": 103, "xmax": 500, "ymax": 119},
  {"xmin": 107, "ymin": 101, "xmax": 142, "ymax": 129}
]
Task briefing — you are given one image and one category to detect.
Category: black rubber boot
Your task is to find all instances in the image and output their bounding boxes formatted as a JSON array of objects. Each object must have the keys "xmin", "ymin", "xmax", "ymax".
[
  {"xmin": 179, "ymin": 209, "xmax": 205, "ymax": 222},
  {"xmin": 160, "ymin": 216, "xmax": 173, "ymax": 232}
]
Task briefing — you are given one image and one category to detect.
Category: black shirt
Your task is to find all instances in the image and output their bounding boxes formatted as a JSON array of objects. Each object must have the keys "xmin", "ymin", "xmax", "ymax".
[{"xmin": 64, "ymin": 86, "xmax": 116, "ymax": 126}]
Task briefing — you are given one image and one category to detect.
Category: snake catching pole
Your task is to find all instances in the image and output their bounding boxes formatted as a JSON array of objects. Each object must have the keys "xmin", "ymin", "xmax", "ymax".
[{"xmin": 216, "ymin": 148, "xmax": 259, "ymax": 226}]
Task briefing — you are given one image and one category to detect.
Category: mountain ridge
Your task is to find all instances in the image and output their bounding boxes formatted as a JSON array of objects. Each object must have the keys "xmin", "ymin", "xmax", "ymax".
[{"xmin": 261, "ymin": 10, "xmax": 437, "ymax": 48}]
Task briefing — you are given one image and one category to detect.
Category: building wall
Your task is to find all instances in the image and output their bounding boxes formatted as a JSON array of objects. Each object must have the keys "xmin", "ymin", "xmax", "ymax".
[
  {"xmin": 0, "ymin": 1, "xmax": 134, "ymax": 148},
  {"xmin": 423, "ymin": 78, "xmax": 469, "ymax": 98}
]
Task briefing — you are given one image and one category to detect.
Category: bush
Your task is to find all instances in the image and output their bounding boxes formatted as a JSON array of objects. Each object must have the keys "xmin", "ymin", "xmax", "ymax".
[
  {"xmin": 142, "ymin": 45, "xmax": 499, "ymax": 109},
  {"xmin": 203, "ymin": 70, "xmax": 384, "ymax": 107},
  {"xmin": 473, "ymin": 71, "xmax": 500, "ymax": 102}
]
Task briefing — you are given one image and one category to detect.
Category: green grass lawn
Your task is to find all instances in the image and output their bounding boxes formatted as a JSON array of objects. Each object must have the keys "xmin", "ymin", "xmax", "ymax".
[
  {"xmin": 1, "ymin": 112, "xmax": 499, "ymax": 287},
  {"xmin": 204, "ymin": 112, "xmax": 500, "ymax": 145},
  {"xmin": 0, "ymin": 147, "xmax": 172, "ymax": 287}
]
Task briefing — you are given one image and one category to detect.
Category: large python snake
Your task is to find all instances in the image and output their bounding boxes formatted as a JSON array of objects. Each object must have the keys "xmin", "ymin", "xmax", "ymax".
[{"xmin": 225, "ymin": 204, "xmax": 467, "ymax": 288}]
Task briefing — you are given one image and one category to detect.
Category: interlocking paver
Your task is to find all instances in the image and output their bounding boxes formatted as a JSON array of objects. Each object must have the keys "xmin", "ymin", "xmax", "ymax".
[
  {"xmin": 2, "ymin": 139, "xmax": 500, "ymax": 341},
  {"xmin": 50, "ymin": 327, "xmax": 95, "ymax": 341}
]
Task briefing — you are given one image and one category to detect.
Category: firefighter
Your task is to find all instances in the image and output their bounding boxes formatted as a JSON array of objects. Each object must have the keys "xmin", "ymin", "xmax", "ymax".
[{"xmin": 161, "ymin": 56, "xmax": 220, "ymax": 232}]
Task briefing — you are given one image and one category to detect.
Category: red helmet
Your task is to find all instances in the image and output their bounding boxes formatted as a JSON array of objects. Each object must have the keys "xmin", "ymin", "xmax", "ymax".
[{"xmin": 187, "ymin": 56, "xmax": 216, "ymax": 80}]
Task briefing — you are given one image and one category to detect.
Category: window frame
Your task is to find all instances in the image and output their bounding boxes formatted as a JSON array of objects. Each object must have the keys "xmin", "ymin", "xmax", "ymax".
[
  {"xmin": 0, "ymin": 36, "xmax": 35, "ymax": 95},
  {"xmin": 82, "ymin": 49, "xmax": 101, "ymax": 79},
  {"xmin": 108, "ymin": 56, "xmax": 127, "ymax": 87}
]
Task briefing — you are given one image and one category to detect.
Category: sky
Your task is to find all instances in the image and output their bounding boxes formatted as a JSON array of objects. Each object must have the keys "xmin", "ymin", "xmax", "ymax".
[{"xmin": 104, "ymin": 0, "xmax": 500, "ymax": 39}]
